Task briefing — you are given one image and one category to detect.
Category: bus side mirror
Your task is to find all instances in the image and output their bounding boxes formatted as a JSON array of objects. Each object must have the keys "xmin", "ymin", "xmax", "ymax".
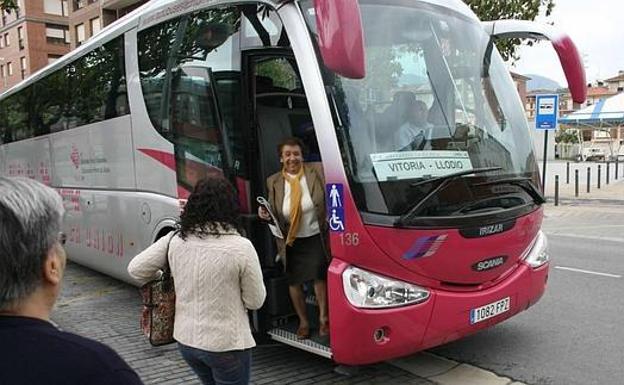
[
  {"xmin": 197, "ymin": 22, "xmax": 233, "ymax": 52},
  {"xmin": 482, "ymin": 20, "xmax": 587, "ymax": 104},
  {"xmin": 313, "ymin": 0, "xmax": 366, "ymax": 79}
]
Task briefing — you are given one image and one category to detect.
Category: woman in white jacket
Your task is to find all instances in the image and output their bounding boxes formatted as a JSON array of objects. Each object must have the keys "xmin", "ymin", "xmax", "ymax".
[{"xmin": 128, "ymin": 176, "xmax": 266, "ymax": 385}]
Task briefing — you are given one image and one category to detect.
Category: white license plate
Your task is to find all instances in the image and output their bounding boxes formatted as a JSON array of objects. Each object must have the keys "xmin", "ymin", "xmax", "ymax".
[{"xmin": 470, "ymin": 297, "xmax": 510, "ymax": 324}]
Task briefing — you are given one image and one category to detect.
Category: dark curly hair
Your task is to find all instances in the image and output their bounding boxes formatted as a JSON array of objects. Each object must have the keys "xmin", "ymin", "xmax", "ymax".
[{"xmin": 178, "ymin": 176, "xmax": 242, "ymax": 239}]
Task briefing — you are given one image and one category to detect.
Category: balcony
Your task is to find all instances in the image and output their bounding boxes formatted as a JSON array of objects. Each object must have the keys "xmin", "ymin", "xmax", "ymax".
[
  {"xmin": 74, "ymin": 0, "xmax": 99, "ymax": 10},
  {"xmin": 46, "ymin": 37, "xmax": 70, "ymax": 45},
  {"xmin": 102, "ymin": 0, "xmax": 143, "ymax": 10}
]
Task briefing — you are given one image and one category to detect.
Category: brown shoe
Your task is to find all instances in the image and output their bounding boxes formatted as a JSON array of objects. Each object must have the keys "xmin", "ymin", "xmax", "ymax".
[
  {"xmin": 319, "ymin": 322, "xmax": 329, "ymax": 337},
  {"xmin": 296, "ymin": 325, "xmax": 310, "ymax": 340}
]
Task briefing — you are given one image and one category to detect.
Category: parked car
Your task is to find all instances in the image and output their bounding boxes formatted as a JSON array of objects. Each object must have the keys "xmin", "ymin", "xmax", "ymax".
[
  {"xmin": 577, "ymin": 147, "xmax": 606, "ymax": 162},
  {"xmin": 607, "ymin": 153, "xmax": 624, "ymax": 161}
]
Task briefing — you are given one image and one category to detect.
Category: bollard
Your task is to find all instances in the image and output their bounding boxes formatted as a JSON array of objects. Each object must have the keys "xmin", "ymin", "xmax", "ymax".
[
  {"xmin": 607, "ymin": 162, "xmax": 610, "ymax": 185},
  {"xmin": 575, "ymin": 169, "xmax": 579, "ymax": 197},
  {"xmin": 554, "ymin": 175, "xmax": 559, "ymax": 206},
  {"xmin": 587, "ymin": 167, "xmax": 591, "ymax": 193},
  {"xmin": 598, "ymin": 165, "xmax": 601, "ymax": 189},
  {"xmin": 566, "ymin": 162, "xmax": 570, "ymax": 184}
]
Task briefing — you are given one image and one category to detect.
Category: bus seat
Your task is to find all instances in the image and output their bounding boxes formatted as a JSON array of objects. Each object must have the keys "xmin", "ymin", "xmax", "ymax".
[
  {"xmin": 256, "ymin": 75, "xmax": 274, "ymax": 94},
  {"xmin": 257, "ymin": 104, "xmax": 295, "ymax": 174}
]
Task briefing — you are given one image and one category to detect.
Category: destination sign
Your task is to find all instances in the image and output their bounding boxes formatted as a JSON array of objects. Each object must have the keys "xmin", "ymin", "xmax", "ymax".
[{"xmin": 371, "ymin": 151, "xmax": 473, "ymax": 181}]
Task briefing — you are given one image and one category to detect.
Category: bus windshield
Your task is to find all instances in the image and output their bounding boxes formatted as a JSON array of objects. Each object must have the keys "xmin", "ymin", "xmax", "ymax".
[{"xmin": 300, "ymin": 1, "xmax": 540, "ymax": 220}]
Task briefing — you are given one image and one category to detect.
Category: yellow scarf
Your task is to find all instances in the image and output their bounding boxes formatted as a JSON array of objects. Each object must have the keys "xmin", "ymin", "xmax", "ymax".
[{"xmin": 283, "ymin": 166, "xmax": 305, "ymax": 246}]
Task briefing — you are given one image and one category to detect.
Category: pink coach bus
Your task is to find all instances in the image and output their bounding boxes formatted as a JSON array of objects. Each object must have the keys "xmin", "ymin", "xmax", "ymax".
[{"xmin": 0, "ymin": 0, "xmax": 585, "ymax": 365}]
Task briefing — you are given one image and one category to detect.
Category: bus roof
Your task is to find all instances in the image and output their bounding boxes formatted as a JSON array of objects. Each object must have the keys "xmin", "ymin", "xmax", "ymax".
[{"xmin": 0, "ymin": 0, "xmax": 478, "ymax": 100}]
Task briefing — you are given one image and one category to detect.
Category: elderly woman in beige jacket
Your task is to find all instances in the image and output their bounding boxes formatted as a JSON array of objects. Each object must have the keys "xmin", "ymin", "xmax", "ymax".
[
  {"xmin": 258, "ymin": 137, "xmax": 329, "ymax": 341},
  {"xmin": 128, "ymin": 176, "xmax": 265, "ymax": 385}
]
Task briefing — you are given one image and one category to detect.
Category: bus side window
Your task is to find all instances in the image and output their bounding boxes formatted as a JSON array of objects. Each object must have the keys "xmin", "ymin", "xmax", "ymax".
[{"xmin": 138, "ymin": 6, "xmax": 250, "ymax": 195}]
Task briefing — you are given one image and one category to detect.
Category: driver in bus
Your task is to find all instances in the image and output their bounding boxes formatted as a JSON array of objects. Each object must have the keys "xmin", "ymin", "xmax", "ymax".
[{"xmin": 394, "ymin": 99, "xmax": 431, "ymax": 151}]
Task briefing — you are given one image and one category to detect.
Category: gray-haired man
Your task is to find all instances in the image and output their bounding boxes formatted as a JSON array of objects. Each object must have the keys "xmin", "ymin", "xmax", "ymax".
[{"xmin": 0, "ymin": 177, "xmax": 143, "ymax": 385}]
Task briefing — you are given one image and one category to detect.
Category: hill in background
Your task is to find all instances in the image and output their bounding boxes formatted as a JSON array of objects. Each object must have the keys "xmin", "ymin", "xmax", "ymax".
[{"xmin": 525, "ymin": 74, "xmax": 561, "ymax": 91}]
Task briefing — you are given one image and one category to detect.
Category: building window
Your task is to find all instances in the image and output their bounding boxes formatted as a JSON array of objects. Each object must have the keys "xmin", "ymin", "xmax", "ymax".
[
  {"xmin": 17, "ymin": 26, "xmax": 24, "ymax": 49},
  {"xmin": 19, "ymin": 57, "xmax": 26, "ymax": 79},
  {"xmin": 0, "ymin": 64, "xmax": 4, "ymax": 78},
  {"xmin": 4, "ymin": 33, "xmax": 9, "ymax": 47},
  {"xmin": 76, "ymin": 23, "xmax": 85, "ymax": 45},
  {"xmin": 44, "ymin": 0, "xmax": 66, "ymax": 16},
  {"xmin": 48, "ymin": 54, "xmax": 63, "ymax": 64},
  {"xmin": 90, "ymin": 17, "xmax": 101, "ymax": 36},
  {"xmin": 46, "ymin": 24, "xmax": 70, "ymax": 44},
  {"xmin": 7, "ymin": 62, "xmax": 13, "ymax": 76},
  {"xmin": 73, "ymin": 0, "xmax": 94, "ymax": 11}
]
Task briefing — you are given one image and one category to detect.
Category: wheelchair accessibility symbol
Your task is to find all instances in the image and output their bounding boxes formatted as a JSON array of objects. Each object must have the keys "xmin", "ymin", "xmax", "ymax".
[
  {"xmin": 329, "ymin": 209, "xmax": 345, "ymax": 232},
  {"xmin": 326, "ymin": 183, "xmax": 345, "ymax": 232}
]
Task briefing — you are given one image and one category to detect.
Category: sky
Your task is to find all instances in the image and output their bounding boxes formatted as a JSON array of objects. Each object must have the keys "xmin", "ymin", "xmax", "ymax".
[{"xmin": 509, "ymin": 0, "xmax": 624, "ymax": 86}]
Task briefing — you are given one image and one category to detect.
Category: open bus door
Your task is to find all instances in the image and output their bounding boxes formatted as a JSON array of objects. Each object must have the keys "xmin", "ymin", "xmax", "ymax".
[{"xmin": 241, "ymin": 48, "xmax": 332, "ymax": 358}]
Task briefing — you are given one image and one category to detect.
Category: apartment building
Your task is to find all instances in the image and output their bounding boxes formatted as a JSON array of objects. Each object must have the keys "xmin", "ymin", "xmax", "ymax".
[
  {"xmin": 69, "ymin": 0, "xmax": 148, "ymax": 48},
  {"xmin": 0, "ymin": 0, "xmax": 72, "ymax": 92},
  {"xmin": 604, "ymin": 70, "xmax": 624, "ymax": 93},
  {"xmin": 0, "ymin": 0, "xmax": 149, "ymax": 93},
  {"xmin": 511, "ymin": 72, "xmax": 530, "ymax": 104}
]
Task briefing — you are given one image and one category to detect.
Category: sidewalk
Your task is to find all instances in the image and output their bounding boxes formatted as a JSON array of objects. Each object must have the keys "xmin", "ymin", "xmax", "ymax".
[
  {"xmin": 52, "ymin": 263, "xmax": 433, "ymax": 385},
  {"xmin": 52, "ymin": 261, "xmax": 532, "ymax": 385},
  {"xmin": 541, "ymin": 160, "xmax": 624, "ymax": 203}
]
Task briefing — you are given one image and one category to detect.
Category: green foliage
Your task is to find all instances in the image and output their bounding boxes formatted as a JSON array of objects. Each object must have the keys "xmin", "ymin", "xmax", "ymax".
[
  {"xmin": 0, "ymin": 0, "xmax": 17, "ymax": 12},
  {"xmin": 257, "ymin": 59, "xmax": 296, "ymax": 89},
  {"xmin": 365, "ymin": 47, "xmax": 403, "ymax": 103},
  {"xmin": 464, "ymin": 0, "xmax": 555, "ymax": 61},
  {"xmin": 555, "ymin": 128, "xmax": 579, "ymax": 143},
  {"xmin": 138, "ymin": 8, "xmax": 241, "ymax": 79}
]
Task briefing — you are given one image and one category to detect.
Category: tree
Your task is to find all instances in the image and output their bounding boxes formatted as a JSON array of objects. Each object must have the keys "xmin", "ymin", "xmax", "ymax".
[
  {"xmin": 0, "ymin": 0, "xmax": 17, "ymax": 12},
  {"xmin": 464, "ymin": 0, "xmax": 555, "ymax": 61}
]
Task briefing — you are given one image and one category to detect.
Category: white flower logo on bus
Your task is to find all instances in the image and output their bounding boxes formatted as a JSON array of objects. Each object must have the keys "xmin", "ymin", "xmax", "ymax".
[{"xmin": 70, "ymin": 144, "xmax": 81, "ymax": 169}]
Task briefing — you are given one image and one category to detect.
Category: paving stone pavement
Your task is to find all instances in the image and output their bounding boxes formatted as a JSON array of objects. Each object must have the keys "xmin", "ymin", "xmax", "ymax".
[{"xmin": 52, "ymin": 263, "xmax": 434, "ymax": 385}]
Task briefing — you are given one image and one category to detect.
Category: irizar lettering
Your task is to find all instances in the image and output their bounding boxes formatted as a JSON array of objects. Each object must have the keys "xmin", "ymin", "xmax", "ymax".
[{"xmin": 479, "ymin": 224, "xmax": 504, "ymax": 236}]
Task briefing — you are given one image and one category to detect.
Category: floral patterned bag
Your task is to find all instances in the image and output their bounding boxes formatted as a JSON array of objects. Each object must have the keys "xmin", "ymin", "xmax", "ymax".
[{"xmin": 140, "ymin": 231, "xmax": 177, "ymax": 346}]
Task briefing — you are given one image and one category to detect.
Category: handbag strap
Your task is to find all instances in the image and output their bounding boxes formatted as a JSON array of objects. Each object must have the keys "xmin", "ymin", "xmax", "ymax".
[{"xmin": 161, "ymin": 230, "xmax": 179, "ymax": 279}]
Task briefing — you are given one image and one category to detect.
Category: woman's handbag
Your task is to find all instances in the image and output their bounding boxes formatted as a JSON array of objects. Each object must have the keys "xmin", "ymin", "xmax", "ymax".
[{"xmin": 139, "ymin": 231, "xmax": 178, "ymax": 346}]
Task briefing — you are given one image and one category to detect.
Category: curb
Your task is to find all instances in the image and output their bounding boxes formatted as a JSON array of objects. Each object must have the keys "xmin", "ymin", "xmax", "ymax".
[
  {"xmin": 544, "ymin": 197, "xmax": 624, "ymax": 205},
  {"xmin": 390, "ymin": 352, "xmax": 526, "ymax": 385}
]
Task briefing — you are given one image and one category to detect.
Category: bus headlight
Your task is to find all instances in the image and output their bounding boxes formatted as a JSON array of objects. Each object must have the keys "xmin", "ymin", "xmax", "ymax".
[
  {"xmin": 523, "ymin": 231, "xmax": 549, "ymax": 268},
  {"xmin": 342, "ymin": 266, "xmax": 430, "ymax": 308}
]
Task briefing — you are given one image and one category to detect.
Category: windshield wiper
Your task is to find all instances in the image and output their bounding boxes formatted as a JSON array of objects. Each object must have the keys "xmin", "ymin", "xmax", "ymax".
[
  {"xmin": 473, "ymin": 177, "xmax": 546, "ymax": 205},
  {"xmin": 398, "ymin": 167, "xmax": 502, "ymax": 224},
  {"xmin": 410, "ymin": 166, "xmax": 502, "ymax": 188}
]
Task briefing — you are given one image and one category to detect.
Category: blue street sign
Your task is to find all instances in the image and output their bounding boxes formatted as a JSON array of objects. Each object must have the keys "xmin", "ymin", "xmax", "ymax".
[
  {"xmin": 535, "ymin": 94, "xmax": 559, "ymax": 130},
  {"xmin": 326, "ymin": 183, "xmax": 345, "ymax": 232}
]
